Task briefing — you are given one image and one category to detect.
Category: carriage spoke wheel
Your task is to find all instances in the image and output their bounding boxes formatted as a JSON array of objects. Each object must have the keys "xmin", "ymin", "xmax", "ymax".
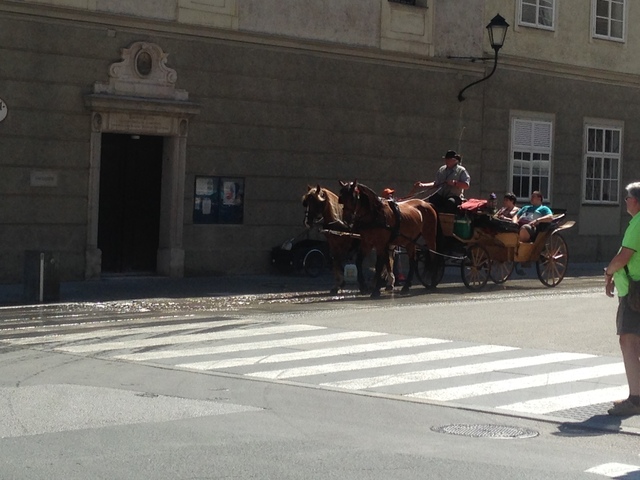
[
  {"xmin": 461, "ymin": 245, "xmax": 490, "ymax": 291},
  {"xmin": 536, "ymin": 233, "xmax": 568, "ymax": 287},
  {"xmin": 490, "ymin": 261, "xmax": 514, "ymax": 284},
  {"xmin": 303, "ymin": 249, "xmax": 325, "ymax": 278},
  {"xmin": 416, "ymin": 249, "xmax": 445, "ymax": 289}
]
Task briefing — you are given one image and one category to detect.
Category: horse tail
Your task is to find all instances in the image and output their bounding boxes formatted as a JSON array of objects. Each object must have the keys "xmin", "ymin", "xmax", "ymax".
[
  {"xmin": 419, "ymin": 202, "xmax": 438, "ymax": 254},
  {"xmin": 434, "ymin": 211, "xmax": 444, "ymax": 253}
]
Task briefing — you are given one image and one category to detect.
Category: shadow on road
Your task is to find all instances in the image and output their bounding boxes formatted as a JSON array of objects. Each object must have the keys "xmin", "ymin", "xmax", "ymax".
[{"xmin": 553, "ymin": 415, "xmax": 624, "ymax": 437}]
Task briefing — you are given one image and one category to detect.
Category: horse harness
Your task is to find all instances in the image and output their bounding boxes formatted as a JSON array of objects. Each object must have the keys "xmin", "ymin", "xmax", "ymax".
[{"xmin": 354, "ymin": 197, "xmax": 421, "ymax": 245}]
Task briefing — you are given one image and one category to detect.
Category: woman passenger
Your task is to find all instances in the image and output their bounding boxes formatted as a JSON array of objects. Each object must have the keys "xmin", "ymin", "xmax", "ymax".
[{"xmin": 495, "ymin": 193, "xmax": 518, "ymax": 220}]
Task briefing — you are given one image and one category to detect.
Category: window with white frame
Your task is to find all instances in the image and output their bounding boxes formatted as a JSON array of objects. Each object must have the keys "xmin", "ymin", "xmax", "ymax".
[
  {"xmin": 511, "ymin": 118, "xmax": 552, "ymax": 201},
  {"xmin": 519, "ymin": 0, "xmax": 555, "ymax": 29},
  {"xmin": 584, "ymin": 124, "xmax": 622, "ymax": 203},
  {"xmin": 593, "ymin": 0, "xmax": 625, "ymax": 41}
]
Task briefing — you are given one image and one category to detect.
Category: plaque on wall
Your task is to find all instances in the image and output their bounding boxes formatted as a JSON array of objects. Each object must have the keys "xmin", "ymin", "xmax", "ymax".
[{"xmin": 30, "ymin": 170, "xmax": 58, "ymax": 187}]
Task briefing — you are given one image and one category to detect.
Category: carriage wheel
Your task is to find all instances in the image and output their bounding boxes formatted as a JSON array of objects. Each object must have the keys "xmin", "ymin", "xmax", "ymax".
[
  {"xmin": 461, "ymin": 244, "xmax": 490, "ymax": 291},
  {"xmin": 490, "ymin": 261, "xmax": 514, "ymax": 284},
  {"xmin": 303, "ymin": 249, "xmax": 325, "ymax": 278},
  {"xmin": 416, "ymin": 250, "xmax": 445, "ymax": 289},
  {"xmin": 536, "ymin": 233, "xmax": 568, "ymax": 287}
]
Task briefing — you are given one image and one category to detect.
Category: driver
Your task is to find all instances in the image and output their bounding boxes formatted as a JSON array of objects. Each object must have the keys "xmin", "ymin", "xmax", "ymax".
[{"xmin": 413, "ymin": 150, "xmax": 470, "ymax": 214}]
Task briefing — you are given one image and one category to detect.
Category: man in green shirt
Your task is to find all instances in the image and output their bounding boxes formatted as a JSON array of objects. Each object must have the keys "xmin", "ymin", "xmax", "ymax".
[{"xmin": 604, "ymin": 182, "xmax": 640, "ymax": 416}]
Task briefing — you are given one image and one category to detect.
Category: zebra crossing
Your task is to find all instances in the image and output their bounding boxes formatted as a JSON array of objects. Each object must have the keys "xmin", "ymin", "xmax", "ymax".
[
  {"xmin": 586, "ymin": 463, "xmax": 640, "ymax": 478},
  {"xmin": 2, "ymin": 318, "xmax": 628, "ymax": 421}
]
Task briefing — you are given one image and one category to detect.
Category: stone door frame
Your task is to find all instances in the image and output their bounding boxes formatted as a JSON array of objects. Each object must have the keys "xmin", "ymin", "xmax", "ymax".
[{"xmin": 84, "ymin": 42, "xmax": 200, "ymax": 279}]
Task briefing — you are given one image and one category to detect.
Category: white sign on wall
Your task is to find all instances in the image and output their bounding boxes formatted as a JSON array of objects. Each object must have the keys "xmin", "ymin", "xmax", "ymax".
[{"xmin": 30, "ymin": 171, "xmax": 58, "ymax": 187}]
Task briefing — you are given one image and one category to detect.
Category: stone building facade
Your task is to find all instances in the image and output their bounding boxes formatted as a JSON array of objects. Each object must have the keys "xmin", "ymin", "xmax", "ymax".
[{"xmin": 0, "ymin": 0, "xmax": 637, "ymax": 282}]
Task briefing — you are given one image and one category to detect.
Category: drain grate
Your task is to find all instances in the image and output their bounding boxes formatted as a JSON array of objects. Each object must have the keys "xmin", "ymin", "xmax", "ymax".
[
  {"xmin": 431, "ymin": 424, "xmax": 539, "ymax": 439},
  {"xmin": 551, "ymin": 402, "xmax": 610, "ymax": 422}
]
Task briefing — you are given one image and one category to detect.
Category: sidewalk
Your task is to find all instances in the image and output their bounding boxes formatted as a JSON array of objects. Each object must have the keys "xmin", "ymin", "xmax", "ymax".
[
  {"xmin": 0, "ymin": 273, "xmax": 336, "ymax": 307},
  {"xmin": 0, "ymin": 262, "xmax": 606, "ymax": 307}
]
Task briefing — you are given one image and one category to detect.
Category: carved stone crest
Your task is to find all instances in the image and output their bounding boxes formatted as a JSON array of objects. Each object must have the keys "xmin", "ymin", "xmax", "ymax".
[{"xmin": 93, "ymin": 42, "xmax": 188, "ymax": 101}]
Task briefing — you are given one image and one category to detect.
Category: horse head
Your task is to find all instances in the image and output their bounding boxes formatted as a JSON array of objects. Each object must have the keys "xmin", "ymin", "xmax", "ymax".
[
  {"xmin": 338, "ymin": 180, "xmax": 359, "ymax": 224},
  {"xmin": 339, "ymin": 180, "xmax": 381, "ymax": 226},
  {"xmin": 302, "ymin": 184, "xmax": 326, "ymax": 228},
  {"xmin": 302, "ymin": 184, "xmax": 344, "ymax": 228}
]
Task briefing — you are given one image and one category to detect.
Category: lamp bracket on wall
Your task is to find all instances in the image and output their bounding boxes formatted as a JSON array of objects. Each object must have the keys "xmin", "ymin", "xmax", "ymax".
[
  {"xmin": 447, "ymin": 55, "xmax": 494, "ymax": 63},
  {"xmin": 456, "ymin": 14, "xmax": 509, "ymax": 102}
]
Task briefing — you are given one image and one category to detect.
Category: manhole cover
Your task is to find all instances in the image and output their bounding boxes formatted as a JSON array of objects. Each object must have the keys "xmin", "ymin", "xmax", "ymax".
[{"xmin": 431, "ymin": 424, "xmax": 539, "ymax": 439}]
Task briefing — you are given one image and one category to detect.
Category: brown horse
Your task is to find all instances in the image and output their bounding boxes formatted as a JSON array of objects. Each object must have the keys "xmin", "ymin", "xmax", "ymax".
[
  {"xmin": 338, "ymin": 180, "xmax": 438, "ymax": 297},
  {"xmin": 302, "ymin": 185, "xmax": 367, "ymax": 295}
]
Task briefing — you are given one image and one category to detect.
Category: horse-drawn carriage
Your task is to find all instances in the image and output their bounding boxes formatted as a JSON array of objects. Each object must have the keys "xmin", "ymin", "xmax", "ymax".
[
  {"xmin": 302, "ymin": 182, "xmax": 575, "ymax": 297},
  {"xmin": 414, "ymin": 206, "xmax": 575, "ymax": 291}
]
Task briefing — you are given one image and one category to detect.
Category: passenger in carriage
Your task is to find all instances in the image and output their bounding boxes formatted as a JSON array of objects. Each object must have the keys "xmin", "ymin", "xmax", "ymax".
[
  {"xmin": 412, "ymin": 150, "xmax": 470, "ymax": 214},
  {"xmin": 495, "ymin": 192, "xmax": 519, "ymax": 220},
  {"xmin": 381, "ymin": 187, "xmax": 395, "ymax": 201},
  {"xmin": 512, "ymin": 191, "xmax": 553, "ymax": 242}
]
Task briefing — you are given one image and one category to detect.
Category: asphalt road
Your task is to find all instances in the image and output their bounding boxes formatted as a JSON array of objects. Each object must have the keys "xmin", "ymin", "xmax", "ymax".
[
  {"xmin": 2, "ymin": 269, "xmax": 640, "ymax": 479},
  {"xmin": 1, "ymin": 346, "xmax": 639, "ymax": 480}
]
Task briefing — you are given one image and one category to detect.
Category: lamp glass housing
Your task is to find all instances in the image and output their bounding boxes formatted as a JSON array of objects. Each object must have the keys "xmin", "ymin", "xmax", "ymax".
[{"xmin": 486, "ymin": 14, "xmax": 509, "ymax": 51}]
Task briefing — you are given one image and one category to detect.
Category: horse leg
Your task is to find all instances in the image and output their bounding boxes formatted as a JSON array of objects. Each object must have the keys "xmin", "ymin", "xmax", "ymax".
[
  {"xmin": 329, "ymin": 255, "xmax": 343, "ymax": 295},
  {"xmin": 401, "ymin": 246, "xmax": 415, "ymax": 294},
  {"xmin": 355, "ymin": 250, "xmax": 368, "ymax": 295},
  {"xmin": 384, "ymin": 248, "xmax": 395, "ymax": 291},
  {"xmin": 370, "ymin": 252, "xmax": 387, "ymax": 298}
]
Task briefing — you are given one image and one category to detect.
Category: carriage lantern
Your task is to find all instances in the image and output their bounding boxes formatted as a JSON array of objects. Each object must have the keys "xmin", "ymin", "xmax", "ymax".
[{"xmin": 458, "ymin": 14, "xmax": 510, "ymax": 102}]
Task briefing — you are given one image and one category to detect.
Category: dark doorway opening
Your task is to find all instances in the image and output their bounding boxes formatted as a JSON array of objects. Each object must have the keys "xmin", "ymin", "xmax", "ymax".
[{"xmin": 98, "ymin": 134, "xmax": 163, "ymax": 274}]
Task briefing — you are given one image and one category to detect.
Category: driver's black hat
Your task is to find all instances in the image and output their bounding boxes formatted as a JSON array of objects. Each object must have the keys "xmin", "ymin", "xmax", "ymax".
[{"xmin": 443, "ymin": 150, "xmax": 458, "ymax": 159}]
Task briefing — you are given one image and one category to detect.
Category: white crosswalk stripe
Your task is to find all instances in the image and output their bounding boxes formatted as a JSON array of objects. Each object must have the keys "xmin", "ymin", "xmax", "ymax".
[
  {"xmin": 58, "ymin": 324, "xmax": 324, "ymax": 353},
  {"xmin": 115, "ymin": 330, "xmax": 389, "ymax": 362},
  {"xmin": 408, "ymin": 362, "xmax": 625, "ymax": 402},
  {"xmin": 585, "ymin": 463, "xmax": 640, "ymax": 477},
  {"xmin": 320, "ymin": 352, "xmax": 595, "ymax": 390},
  {"xmin": 498, "ymin": 386, "xmax": 630, "ymax": 415},
  {"xmin": 176, "ymin": 337, "xmax": 450, "ymax": 370},
  {"xmin": 9, "ymin": 318, "xmax": 251, "ymax": 345},
  {"xmin": 245, "ymin": 344, "xmax": 517, "ymax": 380},
  {"xmin": 3, "ymin": 321, "xmax": 628, "ymax": 421}
]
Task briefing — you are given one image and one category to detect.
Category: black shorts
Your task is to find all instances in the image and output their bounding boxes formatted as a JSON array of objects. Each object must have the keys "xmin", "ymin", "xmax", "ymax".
[
  {"xmin": 521, "ymin": 223, "xmax": 539, "ymax": 240},
  {"xmin": 616, "ymin": 295, "xmax": 640, "ymax": 335}
]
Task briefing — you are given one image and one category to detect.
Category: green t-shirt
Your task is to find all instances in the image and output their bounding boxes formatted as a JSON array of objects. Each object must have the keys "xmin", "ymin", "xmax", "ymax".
[{"xmin": 613, "ymin": 213, "xmax": 640, "ymax": 296}]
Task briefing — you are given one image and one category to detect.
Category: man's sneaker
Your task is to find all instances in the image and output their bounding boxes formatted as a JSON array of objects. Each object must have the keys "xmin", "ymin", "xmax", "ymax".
[{"xmin": 607, "ymin": 398, "xmax": 640, "ymax": 416}]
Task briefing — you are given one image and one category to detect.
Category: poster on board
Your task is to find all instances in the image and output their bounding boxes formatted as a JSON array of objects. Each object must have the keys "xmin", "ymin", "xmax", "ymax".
[{"xmin": 193, "ymin": 176, "xmax": 244, "ymax": 224}]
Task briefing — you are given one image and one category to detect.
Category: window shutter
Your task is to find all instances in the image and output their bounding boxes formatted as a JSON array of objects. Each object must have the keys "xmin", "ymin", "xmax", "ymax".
[
  {"xmin": 513, "ymin": 120, "xmax": 533, "ymax": 148},
  {"xmin": 533, "ymin": 122, "xmax": 551, "ymax": 149}
]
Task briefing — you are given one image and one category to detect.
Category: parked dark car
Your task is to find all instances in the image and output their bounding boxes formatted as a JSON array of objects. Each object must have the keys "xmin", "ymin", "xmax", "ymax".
[{"xmin": 271, "ymin": 231, "xmax": 330, "ymax": 277}]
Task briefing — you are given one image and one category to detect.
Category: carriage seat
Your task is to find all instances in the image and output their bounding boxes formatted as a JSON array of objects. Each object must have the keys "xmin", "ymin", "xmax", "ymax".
[{"xmin": 470, "ymin": 212, "xmax": 519, "ymax": 233}]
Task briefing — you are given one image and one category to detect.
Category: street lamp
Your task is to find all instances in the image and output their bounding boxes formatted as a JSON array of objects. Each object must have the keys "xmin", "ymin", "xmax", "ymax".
[{"xmin": 457, "ymin": 14, "xmax": 510, "ymax": 102}]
